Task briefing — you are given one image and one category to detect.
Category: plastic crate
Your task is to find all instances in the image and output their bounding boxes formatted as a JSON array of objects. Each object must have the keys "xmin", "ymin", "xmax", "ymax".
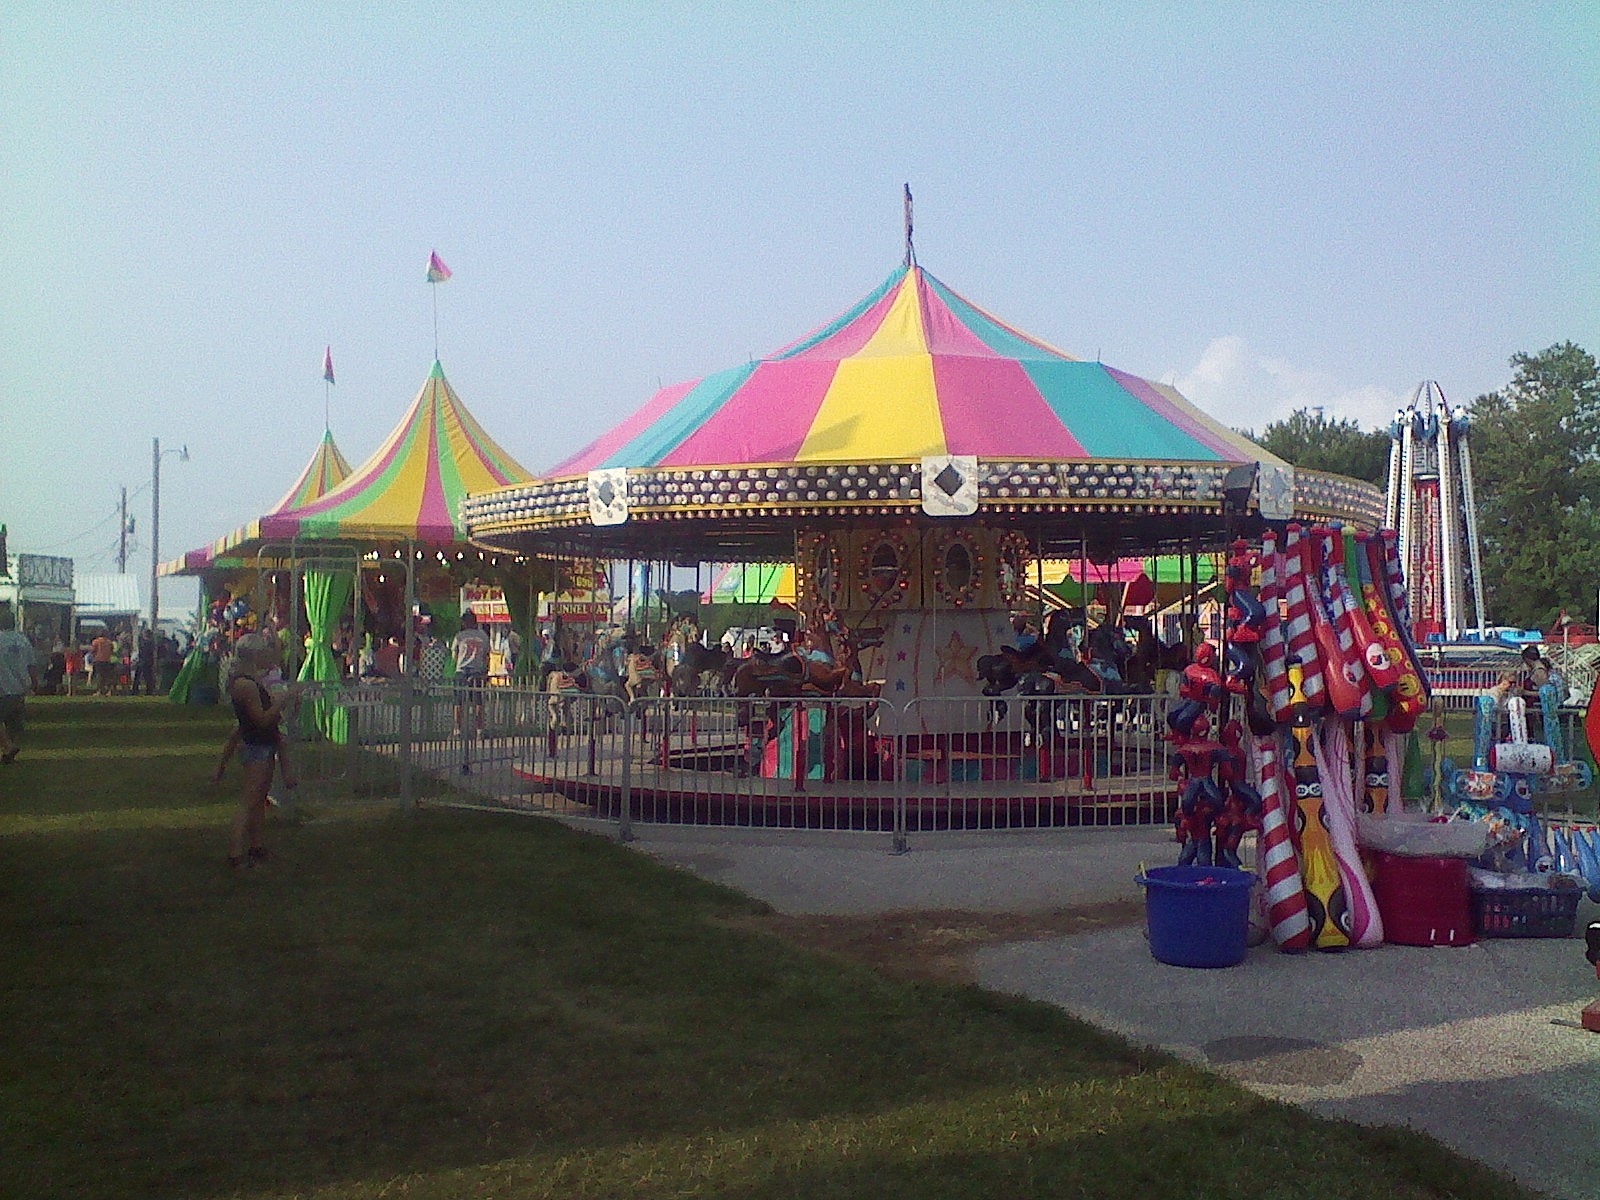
[{"xmin": 1469, "ymin": 886, "xmax": 1580, "ymax": 938}]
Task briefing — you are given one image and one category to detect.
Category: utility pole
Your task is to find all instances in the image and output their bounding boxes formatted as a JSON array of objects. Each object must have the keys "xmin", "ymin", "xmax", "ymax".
[
  {"xmin": 149, "ymin": 439, "xmax": 189, "ymax": 643},
  {"xmin": 150, "ymin": 440, "xmax": 160, "ymax": 638},
  {"xmin": 117, "ymin": 486, "xmax": 129, "ymax": 573}
]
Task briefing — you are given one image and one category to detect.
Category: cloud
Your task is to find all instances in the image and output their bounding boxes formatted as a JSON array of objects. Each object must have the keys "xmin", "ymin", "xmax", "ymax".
[{"xmin": 1171, "ymin": 336, "xmax": 1405, "ymax": 433}]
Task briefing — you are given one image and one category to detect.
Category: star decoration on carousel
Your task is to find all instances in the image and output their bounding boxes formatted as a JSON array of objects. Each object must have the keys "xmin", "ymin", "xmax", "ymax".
[{"xmin": 933, "ymin": 630, "xmax": 978, "ymax": 685}]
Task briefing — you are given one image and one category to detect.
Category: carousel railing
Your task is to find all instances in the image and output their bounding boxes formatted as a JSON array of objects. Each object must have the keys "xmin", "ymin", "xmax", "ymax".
[{"xmin": 287, "ymin": 681, "xmax": 1182, "ymax": 841}]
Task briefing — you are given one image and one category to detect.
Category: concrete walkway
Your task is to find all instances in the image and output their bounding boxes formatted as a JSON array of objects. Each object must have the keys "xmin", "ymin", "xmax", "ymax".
[{"xmin": 602, "ymin": 821, "xmax": 1600, "ymax": 1200}]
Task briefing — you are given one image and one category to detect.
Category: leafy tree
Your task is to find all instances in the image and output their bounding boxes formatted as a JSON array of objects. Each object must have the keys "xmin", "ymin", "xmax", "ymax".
[
  {"xmin": 1467, "ymin": 342, "xmax": 1600, "ymax": 629},
  {"xmin": 1242, "ymin": 410, "xmax": 1391, "ymax": 485}
]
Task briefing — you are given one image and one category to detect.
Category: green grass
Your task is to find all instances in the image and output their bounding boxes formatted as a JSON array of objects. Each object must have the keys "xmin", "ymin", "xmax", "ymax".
[{"xmin": 0, "ymin": 698, "xmax": 1539, "ymax": 1199}]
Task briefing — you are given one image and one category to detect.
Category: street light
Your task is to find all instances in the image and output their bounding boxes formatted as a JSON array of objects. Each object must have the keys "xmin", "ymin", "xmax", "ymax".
[{"xmin": 150, "ymin": 437, "xmax": 189, "ymax": 648}]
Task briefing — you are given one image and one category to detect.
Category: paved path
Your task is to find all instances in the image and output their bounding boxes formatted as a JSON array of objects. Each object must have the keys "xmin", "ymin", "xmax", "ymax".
[{"xmin": 605, "ymin": 821, "xmax": 1600, "ymax": 1200}]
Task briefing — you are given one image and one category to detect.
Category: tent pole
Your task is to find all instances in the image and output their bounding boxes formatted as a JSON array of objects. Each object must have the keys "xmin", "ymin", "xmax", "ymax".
[
  {"xmin": 399, "ymin": 539, "xmax": 417, "ymax": 810},
  {"xmin": 352, "ymin": 549, "xmax": 361, "ymax": 681},
  {"xmin": 289, "ymin": 536, "xmax": 302, "ymax": 677},
  {"xmin": 1079, "ymin": 527, "xmax": 1089, "ymax": 647}
]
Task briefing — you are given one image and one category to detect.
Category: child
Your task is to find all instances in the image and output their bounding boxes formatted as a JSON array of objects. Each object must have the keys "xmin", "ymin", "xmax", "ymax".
[{"xmin": 545, "ymin": 661, "xmax": 581, "ymax": 733}]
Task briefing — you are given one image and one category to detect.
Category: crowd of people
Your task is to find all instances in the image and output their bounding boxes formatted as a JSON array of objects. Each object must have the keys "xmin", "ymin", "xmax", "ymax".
[{"xmin": 16, "ymin": 623, "xmax": 191, "ymax": 698}]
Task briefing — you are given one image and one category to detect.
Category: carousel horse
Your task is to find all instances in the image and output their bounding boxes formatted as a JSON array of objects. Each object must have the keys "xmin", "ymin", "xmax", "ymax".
[
  {"xmin": 723, "ymin": 651, "xmax": 811, "ymax": 698},
  {"xmin": 805, "ymin": 603, "xmax": 880, "ymax": 697},
  {"xmin": 1040, "ymin": 608, "xmax": 1154, "ymax": 696},
  {"xmin": 665, "ymin": 641, "xmax": 731, "ymax": 696},
  {"xmin": 576, "ymin": 632, "xmax": 630, "ymax": 707},
  {"xmin": 977, "ymin": 615, "xmax": 1106, "ymax": 706},
  {"xmin": 722, "ymin": 609, "xmax": 863, "ymax": 698},
  {"xmin": 657, "ymin": 618, "xmax": 732, "ymax": 696}
]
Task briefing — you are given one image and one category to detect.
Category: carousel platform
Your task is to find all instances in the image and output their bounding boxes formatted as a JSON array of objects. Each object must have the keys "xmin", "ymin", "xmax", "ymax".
[{"xmin": 511, "ymin": 745, "xmax": 1172, "ymax": 830}]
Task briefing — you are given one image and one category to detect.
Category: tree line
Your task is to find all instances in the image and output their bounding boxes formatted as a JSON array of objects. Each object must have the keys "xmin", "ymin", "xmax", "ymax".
[{"xmin": 1240, "ymin": 342, "xmax": 1600, "ymax": 632}]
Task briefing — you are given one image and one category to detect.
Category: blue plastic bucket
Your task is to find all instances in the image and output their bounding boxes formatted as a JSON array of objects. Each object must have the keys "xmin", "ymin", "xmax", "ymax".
[{"xmin": 1136, "ymin": 865, "xmax": 1254, "ymax": 968}]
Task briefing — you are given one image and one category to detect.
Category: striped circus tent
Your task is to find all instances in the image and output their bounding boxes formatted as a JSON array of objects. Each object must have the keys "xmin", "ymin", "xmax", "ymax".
[
  {"xmin": 548, "ymin": 263, "xmax": 1276, "ymax": 474},
  {"xmin": 270, "ymin": 429, "xmax": 353, "ymax": 514},
  {"xmin": 160, "ymin": 429, "xmax": 355, "ymax": 574},
  {"xmin": 163, "ymin": 360, "xmax": 533, "ymax": 572},
  {"xmin": 261, "ymin": 360, "xmax": 532, "ymax": 543}
]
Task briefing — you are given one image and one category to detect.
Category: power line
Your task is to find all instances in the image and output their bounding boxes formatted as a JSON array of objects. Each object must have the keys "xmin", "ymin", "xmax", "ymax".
[{"xmin": 34, "ymin": 502, "xmax": 124, "ymax": 552}]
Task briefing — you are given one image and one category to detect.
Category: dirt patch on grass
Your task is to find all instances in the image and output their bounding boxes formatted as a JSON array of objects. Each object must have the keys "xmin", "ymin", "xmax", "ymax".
[{"xmin": 736, "ymin": 898, "xmax": 1145, "ymax": 985}]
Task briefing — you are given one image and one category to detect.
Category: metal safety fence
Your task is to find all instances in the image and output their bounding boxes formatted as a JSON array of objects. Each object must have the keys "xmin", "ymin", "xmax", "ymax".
[
  {"xmin": 286, "ymin": 682, "xmax": 1179, "ymax": 847},
  {"xmin": 282, "ymin": 673, "xmax": 1600, "ymax": 844}
]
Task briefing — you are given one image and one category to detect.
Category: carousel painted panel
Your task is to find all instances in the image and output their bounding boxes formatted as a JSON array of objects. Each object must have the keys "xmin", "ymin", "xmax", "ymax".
[{"xmin": 873, "ymin": 609, "xmax": 1024, "ymax": 737}]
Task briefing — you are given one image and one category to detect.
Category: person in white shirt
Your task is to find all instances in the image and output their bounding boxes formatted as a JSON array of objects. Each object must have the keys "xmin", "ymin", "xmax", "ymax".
[
  {"xmin": 451, "ymin": 611, "xmax": 491, "ymax": 735},
  {"xmin": 0, "ymin": 609, "xmax": 40, "ymax": 764}
]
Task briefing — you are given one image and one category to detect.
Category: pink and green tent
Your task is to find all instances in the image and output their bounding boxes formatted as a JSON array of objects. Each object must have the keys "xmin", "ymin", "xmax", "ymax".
[
  {"xmin": 161, "ymin": 430, "xmax": 356, "ymax": 575},
  {"xmin": 702, "ymin": 562, "xmax": 797, "ymax": 605},
  {"xmin": 256, "ymin": 360, "xmax": 537, "ymax": 698},
  {"xmin": 548, "ymin": 264, "xmax": 1277, "ymax": 474},
  {"xmin": 271, "ymin": 429, "xmax": 354, "ymax": 514},
  {"xmin": 262, "ymin": 360, "xmax": 533, "ymax": 543}
]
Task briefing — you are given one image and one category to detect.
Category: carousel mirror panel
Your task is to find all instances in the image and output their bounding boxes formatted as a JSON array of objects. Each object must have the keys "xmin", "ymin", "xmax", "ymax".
[
  {"xmin": 927, "ymin": 526, "xmax": 989, "ymax": 609},
  {"xmin": 851, "ymin": 527, "xmax": 914, "ymax": 611}
]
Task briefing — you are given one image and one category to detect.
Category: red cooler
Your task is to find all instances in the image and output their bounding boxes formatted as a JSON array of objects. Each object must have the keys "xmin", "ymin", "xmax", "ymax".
[{"xmin": 1372, "ymin": 851, "xmax": 1475, "ymax": 946}]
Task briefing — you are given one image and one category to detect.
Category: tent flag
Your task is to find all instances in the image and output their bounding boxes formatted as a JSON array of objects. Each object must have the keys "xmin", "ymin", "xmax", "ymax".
[
  {"xmin": 426, "ymin": 251, "xmax": 452, "ymax": 283},
  {"xmin": 322, "ymin": 346, "xmax": 335, "ymax": 384}
]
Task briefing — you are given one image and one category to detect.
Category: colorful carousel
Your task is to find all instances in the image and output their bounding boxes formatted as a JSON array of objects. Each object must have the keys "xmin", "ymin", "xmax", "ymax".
[{"xmin": 465, "ymin": 259, "xmax": 1386, "ymax": 825}]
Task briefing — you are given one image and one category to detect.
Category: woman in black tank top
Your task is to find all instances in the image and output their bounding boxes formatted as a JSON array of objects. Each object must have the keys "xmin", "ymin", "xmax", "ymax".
[{"xmin": 220, "ymin": 634, "xmax": 302, "ymax": 870}]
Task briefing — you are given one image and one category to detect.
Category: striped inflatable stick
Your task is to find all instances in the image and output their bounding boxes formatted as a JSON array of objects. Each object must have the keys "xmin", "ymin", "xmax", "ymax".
[
  {"xmin": 1257, "ymin": 530, "xmax": 1293, "ymax": 723},
  {"xmin": 1252, "ymin": 731, "xmax": 1311, "ymax": 950},
  {"xmin": 1377, "ymin": 530, "xmax": 1418, "ymax": 646},
  {"xmin": 1334, "ymin": 527, "xmax": 1401, "ymax": 697},
  {"xmin": 1314, "ymin": 527, "xmax": 1375, "ymax": 718},
  {"xmin": 1287, "ymin": 660, "xmax": 1350, "ymax": 949},
  {"xmin": 1280, "ymin": 525, "xmax": 1326, "ymax": 710}
]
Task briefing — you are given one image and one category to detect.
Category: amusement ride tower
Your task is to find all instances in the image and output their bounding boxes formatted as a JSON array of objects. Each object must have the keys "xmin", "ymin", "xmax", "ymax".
[{"xmin": 1386, "ymin": 381, "xmax": 1487, "ymax": 643}]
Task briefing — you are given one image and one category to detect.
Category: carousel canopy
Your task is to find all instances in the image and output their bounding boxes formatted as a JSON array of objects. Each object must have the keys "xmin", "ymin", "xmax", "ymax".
[
  {"xmin": 549, "ymin": 264, "xmax": 1277, "ymax": 474},
  {"xmin": 467, "ymin": 261, "xmax": 1383, "ymax": 562}
]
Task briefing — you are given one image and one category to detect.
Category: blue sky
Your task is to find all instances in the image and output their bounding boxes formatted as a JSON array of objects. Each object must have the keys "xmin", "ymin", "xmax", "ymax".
[{"xmin": 3, "ymin": 3, "xmax": 1596, "ymax": 611}]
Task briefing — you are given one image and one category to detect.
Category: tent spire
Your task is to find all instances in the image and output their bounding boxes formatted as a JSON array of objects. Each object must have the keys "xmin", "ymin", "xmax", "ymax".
[{"xmin": 903, "ymin": 183, "xmax": 916, "ymax": 268}]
